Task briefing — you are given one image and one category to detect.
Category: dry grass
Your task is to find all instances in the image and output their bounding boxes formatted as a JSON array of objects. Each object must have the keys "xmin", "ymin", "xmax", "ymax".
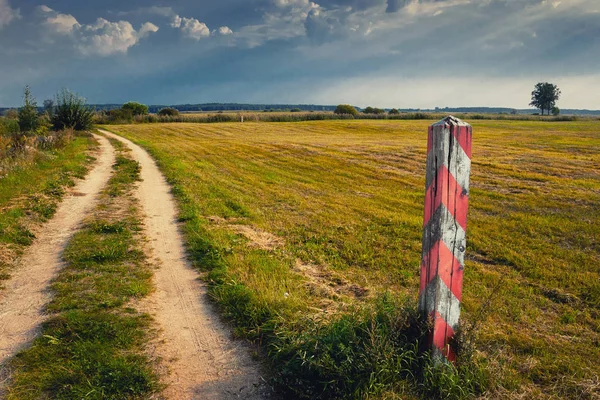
[{"xmin": 107, "ymin": 119, "xmax": 600, "ymax": 398}]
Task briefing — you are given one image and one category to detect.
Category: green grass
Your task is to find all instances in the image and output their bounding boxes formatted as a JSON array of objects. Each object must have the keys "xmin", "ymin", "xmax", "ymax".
[
  {"xmin": 0, "ymin": 134, "xmax": 95, "ymax": 285},
  {"xmin": 106, "ymin": 120, "xmax": 600, "ymax": 399},
  {"xmin": 5, "ymin": 139, "xmax": 160, "ymax": 400}
]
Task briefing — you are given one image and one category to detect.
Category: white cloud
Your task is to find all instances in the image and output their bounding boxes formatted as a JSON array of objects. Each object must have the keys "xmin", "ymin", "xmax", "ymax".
[
  {"xmin": 170, "ymin": 15, "xmax": 183, "ymax": 28},
  {"xmin": 0, "ymin": 0, "xmax": 20, "ymax": 29},
  {"xmin": 38, "ymin": 6, "xmax": 158, "ymax": 56},
  {"xmin": 39, "ymin": 6, "xmax": 79, "ymax": 34},
  {"xmin": 179, "ymin": 17, "xmax": 210, "ymax": 40},
  {"xmin": 79, "ymin": 19, "xmax": 159, "ymax": 56},
  {"xmin": 170, "ymin": 14, "xmax": 212, "ymax": 40},
  {"xmin": 216, "ymin": 26, "xmax": 234, "ymax": 35},
  {"xmin": 125, "ymin": 6, "xmax": 213, "ymax": 40},
  {"xmin": 139, "ymin": 22, "xmax": 160, "ymax": 38}
]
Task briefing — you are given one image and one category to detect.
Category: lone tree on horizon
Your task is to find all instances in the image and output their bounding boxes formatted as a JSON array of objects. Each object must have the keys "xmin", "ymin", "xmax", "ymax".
[{"xmin": 530, "ymin": 82, "xmax": 561, "ymax": 116}]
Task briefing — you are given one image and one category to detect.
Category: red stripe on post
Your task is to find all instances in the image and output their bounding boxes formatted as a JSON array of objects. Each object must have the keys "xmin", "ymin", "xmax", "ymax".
[
  {"xmin": 423, "ymin": 165, "xmax": 469, "ymax": 230},
  {"xmin": 431, "ymin": 313, "xmax": 457, "ymax": 363},
  {"xmin": 452, "ymin": 125, "xmax": 472, "ymax": 159},
  {"xmin": 420, "ymin": 240, "xmax": 464, "ymax": 301}
]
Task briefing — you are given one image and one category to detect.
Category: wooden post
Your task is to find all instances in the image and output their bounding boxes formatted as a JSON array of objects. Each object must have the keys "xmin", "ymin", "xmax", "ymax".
[{"xmin": 419, "ymin": 115, "xmax": 472, "ymax": 364}]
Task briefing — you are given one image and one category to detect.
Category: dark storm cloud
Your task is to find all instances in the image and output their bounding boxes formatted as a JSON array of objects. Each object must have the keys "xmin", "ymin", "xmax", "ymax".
[{"xmin": 1, "ymin": 0, "xmax": 600, "ymax": 108}]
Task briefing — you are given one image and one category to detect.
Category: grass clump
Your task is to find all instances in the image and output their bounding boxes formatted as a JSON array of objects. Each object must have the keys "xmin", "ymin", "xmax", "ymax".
[
  {"xmin": 8, "ymin": 311, "xmax": 155, "ymax": 400},
  {"xmin": 268, "ymin": 295, "xmax": 487, "ymax": 399},
  {"xmin": 5, "ymin": 138, "xmax": 159, "ymax": 399}
]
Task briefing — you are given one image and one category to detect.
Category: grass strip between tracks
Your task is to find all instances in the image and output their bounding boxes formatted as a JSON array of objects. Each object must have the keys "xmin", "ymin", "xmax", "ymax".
[{"xmin": 5, "ymin": 138, "xmax": 160, "ymax": 400}]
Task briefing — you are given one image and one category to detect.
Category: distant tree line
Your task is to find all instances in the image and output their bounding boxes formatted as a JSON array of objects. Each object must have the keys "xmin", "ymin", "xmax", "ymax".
[{"xmin": 147, "ymin": 103, "xmax": 338, "ymax": 113}]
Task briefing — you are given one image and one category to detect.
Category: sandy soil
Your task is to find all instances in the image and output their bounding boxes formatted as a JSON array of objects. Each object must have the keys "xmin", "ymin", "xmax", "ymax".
[
  {"xmin": 100, "ymin": 130, "xmax": 266, "ymax": 400},
  {"xmin": 0, "ymin": 134, "xmax": 116, "ymax": 393}
]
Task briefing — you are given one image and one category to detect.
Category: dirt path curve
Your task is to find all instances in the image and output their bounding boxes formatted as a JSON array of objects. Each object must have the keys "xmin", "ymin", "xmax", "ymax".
[
  {"xmin": 100, "ymin": 130, "xmax": 265, "ymax": 400},
  {"xmin": 0, "ymin": 134, "xmax": 116, "ymax": 391}
]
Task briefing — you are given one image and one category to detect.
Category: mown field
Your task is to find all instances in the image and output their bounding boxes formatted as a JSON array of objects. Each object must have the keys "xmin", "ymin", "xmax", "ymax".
[{"xmin": 107, "ymin": 120, "xmax": 600, "ymax": 399}]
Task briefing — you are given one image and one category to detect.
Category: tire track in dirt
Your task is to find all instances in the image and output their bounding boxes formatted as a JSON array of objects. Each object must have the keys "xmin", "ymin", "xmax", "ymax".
[
  {"xmin": 100, "ymin": 130, "xmax": 265, "ymax": 400},
  {"xmin": 0, "ymin": 134, "xmax": 115, "ymax": 392}
]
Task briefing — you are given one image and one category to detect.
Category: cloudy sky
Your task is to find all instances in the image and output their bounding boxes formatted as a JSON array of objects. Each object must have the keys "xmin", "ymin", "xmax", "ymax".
[{"xmin": 0, "ymin": 0, "xmax": 599, "ymax": 108}]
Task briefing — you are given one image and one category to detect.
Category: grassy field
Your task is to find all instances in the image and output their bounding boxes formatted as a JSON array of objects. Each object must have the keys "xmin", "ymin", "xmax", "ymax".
[
  {"xmin": 107, "ymin": 120, "xmax": 600, "ymax": 399},
  {"xmin": 6, "ymin": 139, "xmax": 160, "ymax": 399},
  {"xmin": 0, "ymin": 134, "xmax": 95, "ymax": 287}
]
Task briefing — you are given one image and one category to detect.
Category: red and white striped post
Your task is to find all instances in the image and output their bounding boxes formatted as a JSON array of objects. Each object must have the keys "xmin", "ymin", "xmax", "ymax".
[{"xmin": 419, "ymin": 115, "xmax": 472, "ymax": 364}]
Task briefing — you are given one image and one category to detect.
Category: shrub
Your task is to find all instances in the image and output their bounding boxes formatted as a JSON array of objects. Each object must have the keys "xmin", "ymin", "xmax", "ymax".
[
  {"xmin": 122, "ymin": 102, "xmax": 148, "ymax": 116},
  {"xmin": 206, "ymin": 113, "xmax": 237, "ymax": 123},
  {"xmin": 157, "ymin": 108, "xmax": 180, "ymax": 117},
  {"xmin": 4, "ymin": 109, "xmax": 18, "ymax": 119},
  {"xmin": 389, "ymin": 108, "xmax": 400, "ymax": 115},
  {"xmin": 52, "ymin": 89, "xmax": 94, "ymax": 131},
  {"xmin": 552, "ymin": 106, "xmax": 560, "ymax": 116},
  {"xmin": 0, "ymin": 117, "xmax": 20, "ymax": 137},
  {"xmin": 334, "ymin": 104, "xmax": 358, "ymax": 116}
]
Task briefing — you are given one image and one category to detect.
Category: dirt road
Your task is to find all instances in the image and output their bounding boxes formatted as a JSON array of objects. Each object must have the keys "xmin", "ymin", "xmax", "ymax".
[
  {"xmin": 0, "ymin": 134, "xmax": 115, "ymax": 392},
  {"xmin": 100, "ymin": 130, "xmax": 264, "ymax": 400}
]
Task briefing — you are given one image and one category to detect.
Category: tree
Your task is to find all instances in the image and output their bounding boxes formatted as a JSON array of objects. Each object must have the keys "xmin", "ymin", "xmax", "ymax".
[
  {"xmin": 530, "ymin": 82, "xmax": 561, "ymax": 116},
  {"xmin": 158, "ymin": 107, "xmax": 180, "ymax": 117},
  {"xmin": 552, "ymin": 106, "xmax": 560, "ymax": 116},
  {"xmin": 389, "ymin": 108, "xmax": 400, "ymax": 115},
  {"xmin": 52, "ymin": 89, "xmax": 94, "ymax": 131},
  {"xmin": 43, "ymin": 99, "xmax": 55, "ymax": 114},
  {"xmin": 122, "ymin": 101, "xmax": 149, "ymax": 116},
  {"xmin": 18, "ymin": 86, "xmax": 40, "ymax": 133},
  {"xmin": 364, "ymin": 106, "xmax": 385, "ymax": 115},
  {"xmin": 334, "ymin": 104, "xmax": 358, "ymax": 116}
]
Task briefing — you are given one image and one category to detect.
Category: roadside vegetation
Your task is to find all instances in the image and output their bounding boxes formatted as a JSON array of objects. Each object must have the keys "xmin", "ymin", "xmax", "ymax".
[
  {"xmin": 5, "ymin": 139, "xmax": 160, "ymax": 399},
  {"xmin": 0, "ymin": 85, "xmax": 96, "ymax": 288},
  {"xmin": 106, "ymin": 119, "xmax": 600, "ymax": 399},
  {"xmin": 95, "ymin": 109, "xmax": 581, "ymax": 125}
]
